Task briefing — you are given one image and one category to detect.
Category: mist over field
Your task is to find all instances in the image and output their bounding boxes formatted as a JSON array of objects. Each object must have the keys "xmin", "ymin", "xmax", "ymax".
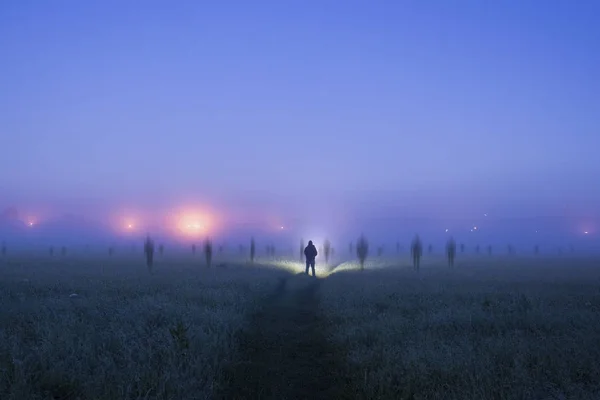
[{"xmin": 2, "ymin": 0, "xmax": 600, "ymax": 399}]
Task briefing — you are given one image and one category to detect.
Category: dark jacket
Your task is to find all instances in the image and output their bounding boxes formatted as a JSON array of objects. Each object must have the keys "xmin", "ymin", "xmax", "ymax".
[{"xmin": 304, "ymin": 243, "xmax": 318, "ymax": 261}]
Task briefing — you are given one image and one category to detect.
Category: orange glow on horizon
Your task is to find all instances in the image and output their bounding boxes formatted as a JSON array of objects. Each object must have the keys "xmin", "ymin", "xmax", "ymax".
[{"xmin": 169, "ymin": 207, "xmax": 218, "ymax": 238}]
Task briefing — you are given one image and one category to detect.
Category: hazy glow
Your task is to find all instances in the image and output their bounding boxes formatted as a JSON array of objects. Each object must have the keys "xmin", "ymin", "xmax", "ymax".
[{"xmin": 170, "ymin": 208, "xmax": 217, "ymax": 238}]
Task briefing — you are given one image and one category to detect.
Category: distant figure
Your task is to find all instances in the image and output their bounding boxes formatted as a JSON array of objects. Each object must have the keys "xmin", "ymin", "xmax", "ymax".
[
  {"xmin": 323, "ymin": 239, "xmax": 331, "ymax": 264},
  {"xmin": 460, "ymin": 243, "xmax": 465, "ymax": 253},
  {"xmin": 446, "ymin": 237, "xmax": 456, "ymax": 267},
  {"xmin": 428, "ymin": 244, "xmax": 433, "ymax": 254},
  {"xmin": 411, "ymin": 235, "xmax": 423, "ymax": 270},
  {"xmin": 144, "ymin": 235, "xmax": 155, "ymax": 270},
  {"xmin": 304, "ymin": 240, "xmax": 318, "ymax": 277},
  {"xmin": 475, "ymin": 244, "xmax": 480, "ymax": 254},
  {"xmin": 300, "ymin": 239, "xmax": 305, "ymax": 261},
  {"xmin": 534, "ymin": 245, "xmax": 539, "ymax": 255}
]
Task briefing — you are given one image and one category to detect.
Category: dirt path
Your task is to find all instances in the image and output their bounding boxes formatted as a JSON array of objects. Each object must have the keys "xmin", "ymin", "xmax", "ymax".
[{"xmin": 219, "ymin": 275, "xmax": 359, "ymax": 400}]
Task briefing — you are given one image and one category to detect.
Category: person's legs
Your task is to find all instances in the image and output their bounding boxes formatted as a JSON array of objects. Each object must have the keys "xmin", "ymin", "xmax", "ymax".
[
  {"xmin": 305, "ymin": 260, "xmax": 310, "ymax": 275},
  {"xmin": 310, "ymin": 261, "xmax": 316, "ymax": 277}
]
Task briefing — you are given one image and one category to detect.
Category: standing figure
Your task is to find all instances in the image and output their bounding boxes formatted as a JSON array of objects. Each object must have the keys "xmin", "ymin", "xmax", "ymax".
[
  {"xmin": 304, "ymin": 240, "xmax": 318, "ymax": 277},
  {"xmin": 411, "ymin": 235, "xmax": 423, "ymax": 270},
  {"xmin": 446, "ymin": 237, "xmax": 456, "ymax": 267},
  {"xmin": 144, "ymin": 235, "xmax": 155, "ymax": 270}
]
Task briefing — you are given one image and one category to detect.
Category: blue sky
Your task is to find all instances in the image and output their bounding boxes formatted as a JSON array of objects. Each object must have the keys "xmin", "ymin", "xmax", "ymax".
[{"xmin": 1, "ymin": 0, "xmax": 599, "ymax": 233}]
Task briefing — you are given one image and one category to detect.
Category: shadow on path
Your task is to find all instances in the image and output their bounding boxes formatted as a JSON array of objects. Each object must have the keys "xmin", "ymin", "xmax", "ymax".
[{"xmin": 219, "ymin": 275, "xmax": 359, "ymax": 400}]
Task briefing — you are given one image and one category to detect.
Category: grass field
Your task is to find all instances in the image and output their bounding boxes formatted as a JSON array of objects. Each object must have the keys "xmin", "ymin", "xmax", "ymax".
[{"xmin": 1, "ymin": 252, "xmax": 600, "ymax": 399}]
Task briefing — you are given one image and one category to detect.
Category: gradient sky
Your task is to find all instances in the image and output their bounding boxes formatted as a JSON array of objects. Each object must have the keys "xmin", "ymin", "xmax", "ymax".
[{"xmin": 1, "ymin": 0, "xmax": 599, "ymax": 230}]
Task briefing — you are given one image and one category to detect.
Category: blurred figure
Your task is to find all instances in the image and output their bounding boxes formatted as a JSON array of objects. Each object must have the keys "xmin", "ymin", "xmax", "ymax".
[
  {"xmin": 304, "ymin": 240, "xmax": 318, "ymax": 277},
  {"xmin": 411, "ymin": 235, "xmax": 423, "ymax": 270},
  {"xmin": 300, "ymin": 239, "xmax": 305, "ymax": 261},
  {"xmin": 534, "ymin": 244, "xmax": 539, "ymax": 255},
  {"xmin": 250, "ymin": 237, "xmax": 256, "ymax": 263},
  {"xmin": 460, "ymin": 243, "xmax": 465, "ymax": 253},
  {"xmin": 204, "ymin": 238, "xmax": 213, "ymax": 267},
  {"xmin": 323, "ymin": 239, "xmax": 331, "ymax": 264},
  {"xmin": 428, "ymin": 244, "xmax": 433, "ymax": 254},
  {"xmin": 144, "ymin": 235, "xmax": 155, "ymax": 270},
  {"xmin": 446, "ymin": 237, "xmax": 456, "ymax": 267},
  {"xmin": 475, "ymin": 244, "xmax": 480, "ymax": 254},
  {"xmin": 357, "ymin": 235, "xmax": 368, "ymax": 270}
]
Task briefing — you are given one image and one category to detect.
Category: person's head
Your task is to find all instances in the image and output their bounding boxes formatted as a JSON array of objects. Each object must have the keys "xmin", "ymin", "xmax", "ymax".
[{"xmin": 308, "ymin": 240, "xmax": 313, "ymax": 246}]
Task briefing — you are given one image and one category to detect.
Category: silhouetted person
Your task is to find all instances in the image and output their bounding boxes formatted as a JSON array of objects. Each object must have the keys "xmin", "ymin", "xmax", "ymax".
[
  {"xmin": 534, "ymin": 245, "xmax": 539, "ymax": 255},
  {"xmin": 475, "ymin": 244, "xmax": 480, "ymax": 254},
  {"xmin": 304, "ymin": 240, "xmax": 318, "ymax": 277},
  {"xmin": 144, "ymin": 235, "xmax": 155, "ymax": 270},
  {"xmin": 428, "ymin": 244, "xmax": 433, "ymax": 254},
  {"xmin": 446, "ymin": 237, "xmax": 456, "ymax": 267},
  {"xmin": 460, "ymin": 243, "xmax": 465, "ymax": 253},
  {"xmin": 411, "ymin": 235, "xmax": 423, "ymax": 270},
  {"xmin": 323, "ymin": 239, "xmax": 331, "ymax": 264}
]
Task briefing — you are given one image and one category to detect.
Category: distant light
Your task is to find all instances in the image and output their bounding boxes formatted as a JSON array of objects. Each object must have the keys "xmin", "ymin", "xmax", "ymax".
[
  {"xmin": 128, "ymin": 224, "xmax": 133, "ymax": 229},
  {"xmin": 280, "ymin": 226, "xmax": 284, "ymax": 230},
  {"xmin": 28, "ymin": 222, "xmax": 34, "ymax": 227},
  {"xmin": 473, "ymin": 226, "xmax": 478, "ymax": 230},
  {"xmin": 584, "ymin": 231, "xmax": 589, "ymax": 234},
  {"xmin": 445, "ymin": 228, "xmax": 449, "ymax": 232},
  {"xmin": 484, "ymin": 213, "xmax": 488, "ymax": 217},
  {"xmin": 470, "ymin": 229, "xmax": 473, "ymax": 232}
]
